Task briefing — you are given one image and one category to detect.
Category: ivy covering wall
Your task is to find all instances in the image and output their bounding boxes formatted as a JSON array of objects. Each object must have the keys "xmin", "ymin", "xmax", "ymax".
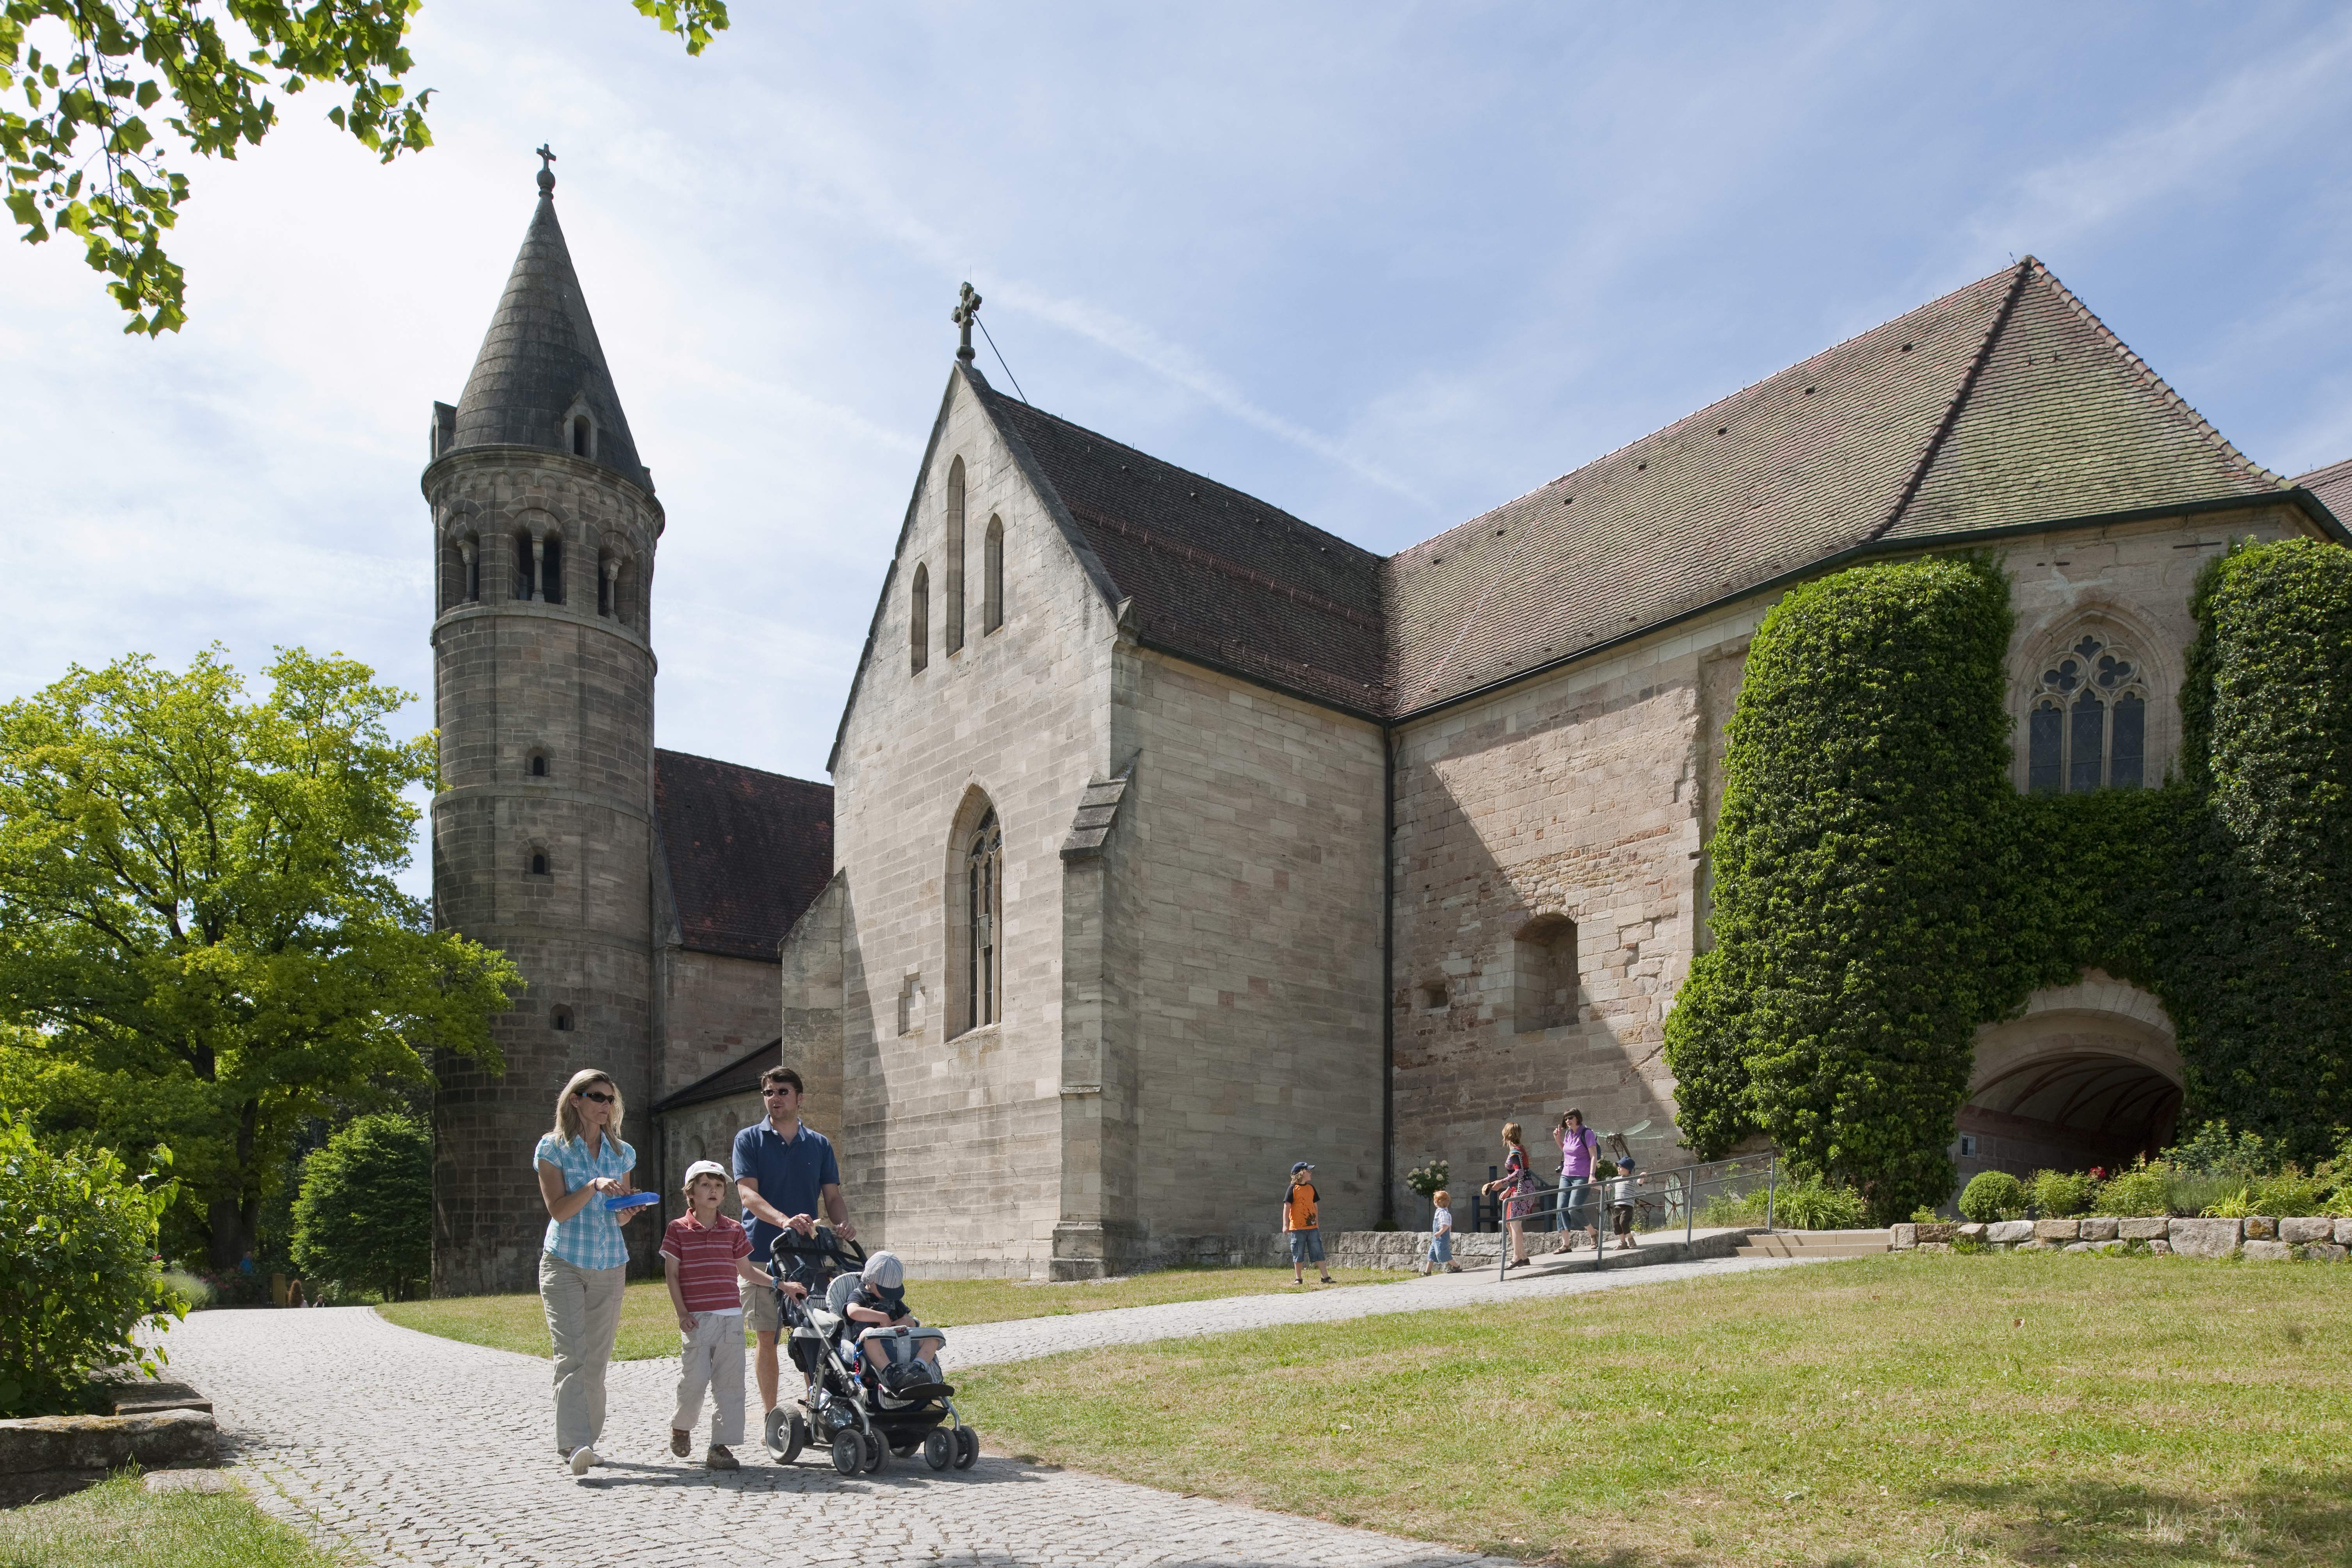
[{"xmin": 1667, "ymin": 537, "xmax": 2352, "ymax": 1220}]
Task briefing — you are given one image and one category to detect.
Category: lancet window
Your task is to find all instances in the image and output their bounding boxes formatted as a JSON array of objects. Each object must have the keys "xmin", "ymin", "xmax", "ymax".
[
  {"xmin": 2027, "ymin": 631, "xmax": 2148, "ymax": 794},
  {"xmin": 966, "ymin": 810, "xmax": 1002, "ymax": 1030}
]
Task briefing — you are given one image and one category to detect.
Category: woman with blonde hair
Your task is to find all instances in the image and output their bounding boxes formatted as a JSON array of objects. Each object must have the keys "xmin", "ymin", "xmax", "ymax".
[
  {"xmin": 1480, "ymin": 1121, "xmax": 1537, "ymax": 1271},
  {"xmin": 535, "ymin": 1067, "xmax": 646, "ymax": 1475}
]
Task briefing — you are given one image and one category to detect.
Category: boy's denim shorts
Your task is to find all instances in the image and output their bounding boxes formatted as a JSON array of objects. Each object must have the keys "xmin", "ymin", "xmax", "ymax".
[{"xmin": 1288, "ymin": 1228, "xmax": 1325, "ymax": 1264}]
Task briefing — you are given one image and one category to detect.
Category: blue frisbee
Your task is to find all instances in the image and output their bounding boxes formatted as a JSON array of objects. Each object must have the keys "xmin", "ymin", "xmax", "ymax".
[{"xmin": 603, "ymin": 1191, "xmax": 660, "ymax": 1210}]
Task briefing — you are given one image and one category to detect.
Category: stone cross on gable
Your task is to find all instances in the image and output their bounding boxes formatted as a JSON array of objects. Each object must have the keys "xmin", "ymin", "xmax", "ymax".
[
  {"xmin": 536, "ymin": 144, "xmax": 557, "ymax": 196},
  {"xmin": 952, "ymin": 282, "xmax": 982, "ymax": 364}
]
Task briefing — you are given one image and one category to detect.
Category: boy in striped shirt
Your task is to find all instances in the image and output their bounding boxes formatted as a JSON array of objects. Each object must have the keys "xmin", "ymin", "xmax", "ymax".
[{"xmin": 663, "ymin": 1160, "xmax": 799, "ymax": 1469}]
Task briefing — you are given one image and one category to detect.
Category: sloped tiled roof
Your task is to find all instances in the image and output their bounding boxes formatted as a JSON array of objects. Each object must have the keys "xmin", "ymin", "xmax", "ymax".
[
  {"xmin": 2295, "ymin": 456, "xmax": 2352, "ymax": 527},
  {"xmin": 1384, "ymin": 260, "xmax": 2288, "ymax": 714},
  {"xmin": 982, "ymin": 391, "xmax": 1389, "ymax": 715},
  {"xmin": 448, "ymin": 180, "xmax": 654, "ymax": 494},
  {"xmin": 655, "ymin": 750, "xmax": 833, "ymax": 962},
  {"xmin": 957, "ymin": 259, "xmax": 2317, "ymax": 725}
]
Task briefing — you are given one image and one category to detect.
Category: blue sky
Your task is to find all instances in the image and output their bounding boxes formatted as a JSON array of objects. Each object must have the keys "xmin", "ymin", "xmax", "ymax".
[{"xmin": 5, "ymin": 3, "xmax": 2350, "ymax": 899}]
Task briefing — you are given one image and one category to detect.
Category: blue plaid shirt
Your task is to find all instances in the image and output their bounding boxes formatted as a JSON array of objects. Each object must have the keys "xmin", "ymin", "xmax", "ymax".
[{"xmin": 535, "ymin": 1131, "xmax": 637, "ymax": 1270}]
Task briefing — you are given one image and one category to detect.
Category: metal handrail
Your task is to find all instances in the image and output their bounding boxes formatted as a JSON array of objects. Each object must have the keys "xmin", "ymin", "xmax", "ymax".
[{"xmin": 1484, "ymin": 1151, "xmax": 1781, "ymax": 1282}]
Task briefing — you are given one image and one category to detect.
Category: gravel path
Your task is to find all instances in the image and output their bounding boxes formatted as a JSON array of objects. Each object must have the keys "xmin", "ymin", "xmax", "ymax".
[{"xmin": 163, "ymin": 1249, "xmax": 1822, "ymax": 1566}]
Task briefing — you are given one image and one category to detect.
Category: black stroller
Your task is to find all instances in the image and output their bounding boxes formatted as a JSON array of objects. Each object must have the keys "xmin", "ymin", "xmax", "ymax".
[{"xmin": 762, "ymin": 1229, "xmax": 980, "ymax": 1476}]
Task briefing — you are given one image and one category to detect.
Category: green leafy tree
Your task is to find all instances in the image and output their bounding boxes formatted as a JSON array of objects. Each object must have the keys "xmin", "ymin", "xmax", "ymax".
[
  {"xmin": 290, "ymin": 1111, "xmax": 428, "ymax": 1299},
  {"xmin": 0, "ymin": 0, "xmax": 729, "ymax": 334},
  {"xmin": 0, "ymin": 1114, "xmax": 183, "ymax": 1417},
  {"xmin": 1665, "ymin": 556, "xmax": 2017, "ymax": 1221},
  {"xmin": 0, "ymin": 646, "xmax": 518, "ymax": 1268}
]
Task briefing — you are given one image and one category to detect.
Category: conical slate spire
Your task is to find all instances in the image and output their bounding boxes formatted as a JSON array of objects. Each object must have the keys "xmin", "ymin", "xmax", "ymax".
[{"xmin": 449, "ymin": 173, "xmax": 652, "ymax": 493}]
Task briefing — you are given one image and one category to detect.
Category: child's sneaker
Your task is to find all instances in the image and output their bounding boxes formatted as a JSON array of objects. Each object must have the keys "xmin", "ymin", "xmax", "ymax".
[
  {"xmin": 705, "ymin": 1445, "xmax": 740, "ymax": 1471},
  {"xmin": 669, "ymin": 1428, "xmax": 690, "ymax": 1458},
  {"xmin": 1445, "ymin": 1262, "xmax": 1462, "ymax": 1273}
]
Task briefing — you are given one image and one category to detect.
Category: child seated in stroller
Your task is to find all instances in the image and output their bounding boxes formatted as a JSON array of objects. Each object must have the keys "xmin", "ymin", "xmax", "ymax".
[{"xmin": 841, "ymin": 1251, "xmax": 945, "ymax": 1397}]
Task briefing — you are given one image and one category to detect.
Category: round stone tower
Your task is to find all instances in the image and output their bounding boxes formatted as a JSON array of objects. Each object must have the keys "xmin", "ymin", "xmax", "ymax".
[{"xmin": 426, "ymin": 157, "xmax": 663, "ymax": 1296}]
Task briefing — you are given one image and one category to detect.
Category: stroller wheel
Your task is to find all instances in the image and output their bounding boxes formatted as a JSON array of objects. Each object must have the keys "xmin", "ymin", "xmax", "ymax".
[
  {"xmin": 860, "ymin": 1431, "xmax": 887, "ymax": 1473},
  {"xmin": 953, "ymin": 1426, "xmax": 980, "ymax": 1470},
  {"xmin": 923, "ymin": 1429, "xmax": 954, "ymax": 1471},
  {"xmin": 829, "ymin": 1432, "xmax": 862, "ymax": 1476},
  {"xmin": 778, "ymin": 1414, "xmax": 808, "ymax": 1465}
]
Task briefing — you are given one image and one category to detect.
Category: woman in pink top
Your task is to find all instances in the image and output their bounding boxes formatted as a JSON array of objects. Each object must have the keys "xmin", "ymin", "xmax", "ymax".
[{"xmin": 1556, "ymin": 1109, "xmax": 1600, "ymax": 1251}]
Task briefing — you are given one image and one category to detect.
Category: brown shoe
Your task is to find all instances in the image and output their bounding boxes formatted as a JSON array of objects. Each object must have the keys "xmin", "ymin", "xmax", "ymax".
[
  {"xmin": 705, "ymin": 1445, "xmax": 740, "ymax": 1471},
  {"xmin": 670, "ymin": 1428, "xmax": 690, "ymax": 1458}
]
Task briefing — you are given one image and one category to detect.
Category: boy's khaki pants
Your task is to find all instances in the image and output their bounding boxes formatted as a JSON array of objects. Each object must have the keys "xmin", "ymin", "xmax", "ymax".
[{"xmin": 671, "ymin": 1310, "xmax": 747, "ymax": 1447}]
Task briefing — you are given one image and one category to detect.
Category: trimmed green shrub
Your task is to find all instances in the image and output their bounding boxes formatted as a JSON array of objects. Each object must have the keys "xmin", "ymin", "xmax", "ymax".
[
  {"xmin": 290, "ymin": 1114, "xmax": 431, "ymax": 1301},
  {"xmin": 2026, "ymin": 1169, "xmax": 2097, "ymax": 1218},
  {"xmin": 0, "ymin": 1117, "xmax": 183, "ymax": 1417},
  {"xmin": 1772, "ymin": 1176, "xmax": 1872, "ymax": 1231},
  {"xmin": 1959, "ymin": 1171, "xmax": 2028, "ymax": 1223},
  {"xmin": 1667, "ymin": 556, "xmax": 2015, "ymax": 1222},
  {"xmin": 2092, "ymin": 1162, "xmax": 2172, "ymax": 1218}
]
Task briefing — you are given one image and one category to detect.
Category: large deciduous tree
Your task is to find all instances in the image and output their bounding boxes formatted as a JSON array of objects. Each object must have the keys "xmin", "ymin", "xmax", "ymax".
[
  {"xmin": 0, "ymin": 646, "xmax": 517, "ymax": 1267},
  {"xmin": 0, "ymin": 0, "xmax": 729, "ymax": 334}
]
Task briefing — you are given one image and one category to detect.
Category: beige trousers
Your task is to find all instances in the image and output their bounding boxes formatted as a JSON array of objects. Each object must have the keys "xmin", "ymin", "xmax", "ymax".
[
  {"xmin": 670, "ymin": 1310, "xmax": 747, "ymax": 1447},
  {"xmin": 539, "ymin": 1251, "xmax": 627, "ymax": 1454}
]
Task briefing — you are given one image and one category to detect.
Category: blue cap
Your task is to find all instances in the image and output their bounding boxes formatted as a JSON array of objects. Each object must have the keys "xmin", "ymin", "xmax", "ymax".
[{"xmin": 1291, "ymin": 1161, "xmax": 1313, "ymax": 1174}]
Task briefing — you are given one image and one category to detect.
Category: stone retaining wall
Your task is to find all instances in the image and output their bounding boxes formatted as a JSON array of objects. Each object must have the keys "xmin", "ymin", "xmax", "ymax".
[{"xmin": 1890, "ymin": 1216, "xmax": 2352, "ymax": 1261}]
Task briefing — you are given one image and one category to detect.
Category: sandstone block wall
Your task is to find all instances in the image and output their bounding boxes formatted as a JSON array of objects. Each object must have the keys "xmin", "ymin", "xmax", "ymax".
[
  {"xmin": 1119, "ymin": 651, "xmax": 1386, "ymax": 1241},
  {"xmin": 655, "ymin": 946, "xmax": 782, "ymax": 1098},
  {"xmin": 831, "ymin": 374, "xmax": 1116, "ymax": 1277},
  {"xmin": 428, "ymin": 447, "xmax": 662, "ymax": 1297}
]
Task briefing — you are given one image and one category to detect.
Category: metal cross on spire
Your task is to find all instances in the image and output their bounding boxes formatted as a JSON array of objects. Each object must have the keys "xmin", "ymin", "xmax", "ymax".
[
  {"xmin": 535, "ymin": 144, "xmax": 557, "ymax": 197},
  {"xmin": 952, "ymin": 282, "xmax": 982, "ymax": 363}
]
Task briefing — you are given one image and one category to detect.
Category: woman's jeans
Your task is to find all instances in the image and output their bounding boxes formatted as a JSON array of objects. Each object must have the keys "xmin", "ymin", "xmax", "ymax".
[
  {"xmin": 1558, "ymin": 1177, "xmax": 1596, "ymax": 1235},
  {"xmin": 540, "ymin": 1251, "xmax": 628, "ymax": 1454},
  {"xmin": 1427, "ymin": 1231, "xmax": 1452, "ymax": 1266}
]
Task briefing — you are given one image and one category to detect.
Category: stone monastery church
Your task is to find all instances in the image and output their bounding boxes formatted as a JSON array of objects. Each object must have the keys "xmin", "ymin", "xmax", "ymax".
[{"xmin": 426, "ymin": 163, "xmax": 2352, "ymax": 1294}]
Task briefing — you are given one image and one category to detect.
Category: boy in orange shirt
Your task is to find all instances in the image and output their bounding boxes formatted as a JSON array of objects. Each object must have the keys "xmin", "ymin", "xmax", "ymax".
[{"xmin": 1282, "ymin": 1161, "xmax": 1333, "ymax": 1286}]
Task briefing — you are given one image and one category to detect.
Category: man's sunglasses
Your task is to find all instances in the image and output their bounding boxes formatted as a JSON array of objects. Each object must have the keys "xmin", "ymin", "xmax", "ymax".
[
  {"xmin": 761, "ymin": 1087, "xmax": 796, "ymax": 1099},
  {"xmin": 575, "ymin": 1089, "xmax": 615, "ymax": 1104}
]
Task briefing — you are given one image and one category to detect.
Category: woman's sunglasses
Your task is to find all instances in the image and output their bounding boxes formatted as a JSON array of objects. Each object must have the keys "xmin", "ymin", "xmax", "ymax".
[{"xmin": 575, "ymin": 1089, "xmax": 615, "ymax": 1104}]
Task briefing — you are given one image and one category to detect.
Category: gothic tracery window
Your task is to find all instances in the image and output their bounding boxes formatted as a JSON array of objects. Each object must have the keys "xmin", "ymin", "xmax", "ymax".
[
  {"xmin": 966, "ymin": 810, "xmax": 1001, "ymax": 1030},
  {"xmin": 2028, "ymin": 631, "xmax": 2148, "ymax": 794}
]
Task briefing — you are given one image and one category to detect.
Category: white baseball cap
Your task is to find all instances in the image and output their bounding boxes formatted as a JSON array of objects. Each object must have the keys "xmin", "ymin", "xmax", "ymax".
[{"xmin": 681, "ymin": 1159, "xmax": 729, "ymax": 1191}]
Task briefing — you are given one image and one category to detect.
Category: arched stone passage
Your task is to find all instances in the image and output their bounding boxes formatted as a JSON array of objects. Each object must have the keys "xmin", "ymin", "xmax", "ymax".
[{"xmin": 1959, "ymin": 971, "xmax": 2182, "ymax": 1179}]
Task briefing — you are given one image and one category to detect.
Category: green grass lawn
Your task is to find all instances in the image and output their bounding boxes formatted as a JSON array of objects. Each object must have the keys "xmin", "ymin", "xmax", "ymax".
[
  {"xmin": 0, "ymin": 1473, "xmax": 346, "ymax": 1568},
  {"xmin": 955, "ymin": 1252, "xmax": 2352, "ymax": 1567},
  {"xmin": 376, "ymin": 1264, "xmax": 1413, "ymax": 1362}
]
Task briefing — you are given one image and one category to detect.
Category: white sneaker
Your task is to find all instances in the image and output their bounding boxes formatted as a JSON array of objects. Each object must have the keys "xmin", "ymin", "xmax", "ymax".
[{"xmin": 569, "ymin": 1444, "xmax": 597, "ymax": 1476}]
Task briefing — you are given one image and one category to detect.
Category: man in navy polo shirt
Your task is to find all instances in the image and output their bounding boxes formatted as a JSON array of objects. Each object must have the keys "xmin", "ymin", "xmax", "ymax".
[{"xmin": 733, "ymin": 1065, "xmax": 854, "ymax": 1451}]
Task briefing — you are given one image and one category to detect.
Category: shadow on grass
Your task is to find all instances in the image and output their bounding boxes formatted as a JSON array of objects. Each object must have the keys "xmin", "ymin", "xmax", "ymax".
[{"xmin": 1920, "ymin": 1472, "xmax": 2352, "ymax": 1565}]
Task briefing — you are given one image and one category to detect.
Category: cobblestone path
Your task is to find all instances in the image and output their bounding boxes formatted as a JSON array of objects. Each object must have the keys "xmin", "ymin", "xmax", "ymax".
[{"xmin": 166, "ymin": 1251, "xmax": 1818, "ymax": 1566}]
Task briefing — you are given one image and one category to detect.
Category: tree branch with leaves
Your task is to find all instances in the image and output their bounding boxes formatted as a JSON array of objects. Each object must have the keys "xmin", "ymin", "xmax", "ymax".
[{"xmin": 0, "ymin": 0, "xmax": 729, "ymax": 335}]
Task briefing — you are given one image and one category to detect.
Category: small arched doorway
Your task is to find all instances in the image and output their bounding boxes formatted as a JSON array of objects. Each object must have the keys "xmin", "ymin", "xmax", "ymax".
[{"xmin": 1959, "ymin": 972, "xmax": 2181, "ymax": 1180}]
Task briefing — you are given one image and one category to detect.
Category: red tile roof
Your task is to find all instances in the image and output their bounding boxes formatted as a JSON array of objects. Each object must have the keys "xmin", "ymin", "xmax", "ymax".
[
  {"xmin": 654, "ymin": 750, "xmax": 833, "ymax": 962},
  {"xmin": 2295, "ymin": 456, "xmax": 2352, "ymax": 526}
]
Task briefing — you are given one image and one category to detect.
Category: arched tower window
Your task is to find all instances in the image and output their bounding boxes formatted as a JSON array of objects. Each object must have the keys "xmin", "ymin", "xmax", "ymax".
[
  {"xmin": 965, "ymin": 809, "xmax": 1002, "ymax": 1031},
  {"xmin": 598, "ymin": 556, "xmax": 617, "ymax": 618},
  {"xmin": 945, "ymin": 456, "xmax": 967, "ymax": 655},
  {"xmin": 460, "ymin": 533, "xmax": 480, "ymax": 604},
  {"xmin": 514, "ymin": 534, "xmax": 536, "ymax": 602},
  {"xmin": 528, "ymin": 845, "xmax": 551, "ymax": 877},
  {"xmin": 569, "ymin": 415, "xmax": 593, "ymax": 458},
  {"xmin": 983, "ymin": 515, "xmax": 1004, "ymax": 634},
  {"xmin": 550, "ymin": 1004, "xmax": 574, "ymax": 1032},
  {"xmin": 1513, "ymin": 914, "xmax": 1579, "ymax": 1033},
  {"xmin": 528, "ymin": 749, "xmax": 549, "ymax": 778},
  {"xmin": 540, "ymin": 532, "xmax": 565, "ymax": 606},
  {"xmin": 910, "ymin": 563, "xmax": 930, "ymax": 674},
  {"xmin": 2028, "ymin": 632, "xmax": 2149, "ymax": 794}
]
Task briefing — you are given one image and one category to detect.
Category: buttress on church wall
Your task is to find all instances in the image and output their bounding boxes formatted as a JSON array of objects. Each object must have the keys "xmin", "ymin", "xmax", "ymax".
[{"xmin": 829, "ymin": 374, "xmax": 1119, "ymax": 1277}]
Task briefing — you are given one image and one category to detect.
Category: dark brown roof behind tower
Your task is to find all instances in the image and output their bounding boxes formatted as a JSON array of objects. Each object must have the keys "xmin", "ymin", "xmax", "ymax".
[
  {"xmin": 2295, "ymin": 456, "xmax": 2352, "ymax": 526},
  {"xmin": 655, "ymin": 750, "xmax": 833, "ymax": 962}
]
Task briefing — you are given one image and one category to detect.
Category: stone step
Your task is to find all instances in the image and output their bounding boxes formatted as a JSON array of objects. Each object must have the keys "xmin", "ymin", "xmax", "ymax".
[{"xmin": 1731, "ymin": 1230, "xmax": 1891, "ymax": 1259}]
